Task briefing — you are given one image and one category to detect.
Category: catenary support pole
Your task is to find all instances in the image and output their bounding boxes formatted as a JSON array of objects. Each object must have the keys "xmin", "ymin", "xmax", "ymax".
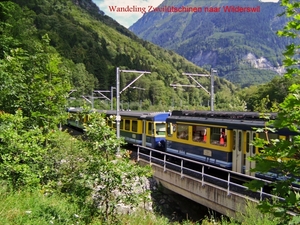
[{"xmin": 116, "ymin": 67, "xmax": 121, "ymax": 156}]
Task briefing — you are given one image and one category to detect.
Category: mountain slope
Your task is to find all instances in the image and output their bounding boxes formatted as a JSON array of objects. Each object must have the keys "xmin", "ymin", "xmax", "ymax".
[
  {"xmin": 10, "ymin": 0, "xmax": 242, "ymax": 111},
  {"xmin": 129, "ymin": 0, "xmax": 291, "ymax": 87}
]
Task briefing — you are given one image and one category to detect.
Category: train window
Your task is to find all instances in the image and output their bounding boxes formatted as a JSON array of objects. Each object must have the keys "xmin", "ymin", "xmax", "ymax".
[
  {"xmin": 147, "ymin": 122, "xmax": 153, "ymax": 135},
  {"xmin": 258, "ymin": 132, "xmax": 279, "ymax": 140},
  {"xmin": 246, "ymin": 132, "xmax": 250, "ymax": 153},
  {"xmin": 132, "ymin": 120, "xmax": 137, "ymax": 132},
  {"xmin": 238, "ymin": 131, "xmax": 242, "ymax": 151},
  {"xmin": 155, "ymin": 123, "xmax": 165, "ymax": 136},
  {"xmin": 177, "ymin": 124, "xmax": 189, "ymax": 140},
  {"xmin": 113, "ymin": 118, "xmax": 117, "ymax": 128},
  {"xmin": 167, "ymin": 123, "xmax": 172, "ymax": 137},
  {"xmin": 192, "ymin": 126, "xmax": 207, "ymax": 143},
  {"xmin": 258, "ymin": 132, "xmax": 279, "ymax": 143},
  {"xmin": 233, "ymin": 130, "xmax": 236, "ymax": 150},
  {"xmin": 258, "ymin": 132, "xmax": 279, "ymax": 153},
  {"xmin": 210, "ymin": 127, "xmax": 227, "ymax": 146},
  {"xmin": 120, "ymin": 119, "xmax": 124, "ymax": 129},
  {"xmin": 107, "ymin": 119, "xmax": 112, "ymax": 127},
  {"xmin": 83, "ymin": 115, "xmax": 88, "ymax": 123},
  {"xmin": 252, "ymin": 133, "xmax": 256, "ymax": 154},
  {"xmin": 125, "ymin": 120, "xmax": 130, "ymax": 131},
  {"xmin": 268, "ymin": 133, "xmax": 279, "ymax": 140},
  {"xmin": 287, "ymin": 135, "xmax": 294, "ymax": 142}
]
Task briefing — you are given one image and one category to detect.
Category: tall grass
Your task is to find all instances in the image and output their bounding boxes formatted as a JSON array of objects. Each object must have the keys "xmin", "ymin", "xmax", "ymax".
[{"xmin": 0, "ymin": 185, "xmax": 84, "ymax": 225}]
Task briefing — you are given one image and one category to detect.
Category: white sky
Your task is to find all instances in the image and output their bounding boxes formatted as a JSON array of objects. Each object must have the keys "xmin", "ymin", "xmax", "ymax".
[{"xmin": 93, "ymin": 0, "xmax": 280, "ymax": 28}]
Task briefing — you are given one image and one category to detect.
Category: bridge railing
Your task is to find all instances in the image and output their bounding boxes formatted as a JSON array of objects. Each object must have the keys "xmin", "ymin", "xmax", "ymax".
[{"xmin": 134, "ymin": 144, "xmax": 286, "ymax": 202}]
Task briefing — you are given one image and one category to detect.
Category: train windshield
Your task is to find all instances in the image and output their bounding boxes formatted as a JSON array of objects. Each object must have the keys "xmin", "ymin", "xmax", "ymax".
[{"xmin": 155, "ymin": 123, "xmax": 166, "ymax": 136}]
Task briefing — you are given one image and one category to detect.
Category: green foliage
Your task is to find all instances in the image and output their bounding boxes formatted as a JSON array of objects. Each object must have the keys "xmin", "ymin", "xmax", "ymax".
[
  {"xmin": 83, "ymin": 111, "xmax": 125, "ymax": 158},
  {"xmin": 0, "ymin": 35, "xmax": 71, "ymax": 129},
  {"xmin": 62, "ymin": 59, "xmax": 99, "ymax": 96},
  {"xmin": 81, "ymin": 111, "xmax": 152, "ymax": 224},
  {"xmin": 0, "ymin": 111, "xmax": 46, "ymax": 190},
  {"xmin": 246, "ymin": 1, "xmax": 300, "ymax": 224},
  {"xmin": 238, "ymin": 75, "xmax": 300, "ymax": 112},
  {"xmin": 0, "ymin": 184, "xmax": 91, "ymax": 225}
]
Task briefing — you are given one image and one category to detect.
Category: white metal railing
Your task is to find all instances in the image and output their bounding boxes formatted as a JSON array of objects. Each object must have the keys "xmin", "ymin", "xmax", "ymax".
[{"xmin": 134, "ymin": 144, "xmax": 285, "ymax": 202}]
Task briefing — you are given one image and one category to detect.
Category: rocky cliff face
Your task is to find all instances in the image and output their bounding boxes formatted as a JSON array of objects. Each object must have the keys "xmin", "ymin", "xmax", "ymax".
[
  {"xmin": 129, "ymin": 0, "xmax": 292, "ymax": 87},
  {"xmin": 243, "ymin": 53, "xmax": 285, "ymax": 74}
]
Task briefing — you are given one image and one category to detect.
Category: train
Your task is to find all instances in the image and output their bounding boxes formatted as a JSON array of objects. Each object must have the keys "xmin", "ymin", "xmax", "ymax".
[
  {"xmin": 66, "ymin": 108, "xmax": 296, "ymax": 179},
  {"xmin": 67, "ymin": 107, "xmax": 170, "ymax": 150}
]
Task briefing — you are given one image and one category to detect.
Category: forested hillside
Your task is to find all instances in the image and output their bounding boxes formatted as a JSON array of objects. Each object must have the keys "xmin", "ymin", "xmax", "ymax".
[
  {"xmin": 2, "ymin": 0, "xmax": 247, "ymax": 111},
  {"xmin": 130, "ymin": 0, "xmax": 292, "ymax": 87}
]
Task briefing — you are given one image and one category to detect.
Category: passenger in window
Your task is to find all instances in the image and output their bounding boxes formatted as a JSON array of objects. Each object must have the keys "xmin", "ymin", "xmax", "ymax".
[
  {"xmin": 178, "ymin": 131, "xmax": 188, "ymax": 140},
  {"xmin": 220, "ymin": 131, "xmax": 226, "ymax": 146},
  {"xmin": 193, "ymin": 131, "xmax": 201, "ymax": 142},
  {"xmin": 202, "ymin": 129, "xmax": 207, "ymax": 143}
]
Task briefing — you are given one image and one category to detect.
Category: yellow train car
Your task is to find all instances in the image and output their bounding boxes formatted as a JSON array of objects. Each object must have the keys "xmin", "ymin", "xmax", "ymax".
[
  {"xmin": 100, "ymin": 110, "xmax": 170, "ymax": 149},
  {"xmin": 67, "ymin": 107, "xmax": 89, "ymax": 129},
  {"xmin": 166, "ymin": 110, "xmax": 294, "ymax": 176}
]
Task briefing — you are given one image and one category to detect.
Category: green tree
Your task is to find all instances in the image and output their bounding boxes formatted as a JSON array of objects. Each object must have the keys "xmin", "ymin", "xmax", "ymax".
[
  {"xmin": 83, "ymin": 112, "xmax": 152, "ymax": 223},
  {"xmin": 0, "ymin": 110, "xmax": 46, "ymax": 190},
  {"xmin": 247, "ymin": 1, "xmax": 300, "ymax": 224},
  {"xmin": 0, "ymin": 35, "xmax": 70, "ymax": 130}
]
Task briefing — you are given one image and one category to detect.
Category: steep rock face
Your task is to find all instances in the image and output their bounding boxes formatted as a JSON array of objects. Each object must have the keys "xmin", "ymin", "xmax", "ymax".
[
  {"xmin": 243, "ymin": 53, "xmax": 285, "ymax": 74},
  {"xmin": 130, "ymin": 0, "xmax": 291, "ymax": 87}
]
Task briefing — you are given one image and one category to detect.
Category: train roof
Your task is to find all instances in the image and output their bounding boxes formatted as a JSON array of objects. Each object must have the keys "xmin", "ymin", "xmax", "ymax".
[
  {"xmin": 67, "ymin": 108, "xmax": 169, "ymax": 121},
  {"xmin": 98, "ymin": 110, "xmax": 147, "ymax": 118},
  {"xmin": 67, "ymin": 107, "xmax": 83, "ymax": 113},
  {"xmin": 170, "ymin": 110, "xmax": 277, "ymax": 120},
  {"xmin": 167, "ymin": 110, "xmax": 281, "ymax": 131},
  {"xmin": 97, "ymin": 110, "xmax": 170, "ymax": 121},
  {"xmin": 144, "ymin": 112, "xmax": 170, "ymax": 121}
]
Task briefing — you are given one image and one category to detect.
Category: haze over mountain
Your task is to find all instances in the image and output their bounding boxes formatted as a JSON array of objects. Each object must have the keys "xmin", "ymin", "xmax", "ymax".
[{"xmin": 129, "ymin": 0, "xmax": 290, "ymax": 87}]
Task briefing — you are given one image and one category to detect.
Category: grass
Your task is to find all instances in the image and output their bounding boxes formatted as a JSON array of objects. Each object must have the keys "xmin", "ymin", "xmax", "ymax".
[
  {"xmin": 0, "ymin": 185, "xmax": 279, "ymax": 225},
  {"xmin": 0, "ymin": 186, "xmax": 84, "ymax": 225}
]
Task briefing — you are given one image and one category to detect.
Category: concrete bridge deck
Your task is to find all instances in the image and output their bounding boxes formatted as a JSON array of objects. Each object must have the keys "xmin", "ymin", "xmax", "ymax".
[{"xmin": 135, "ymin": 145, "xmax": 279, "ymax": 219}]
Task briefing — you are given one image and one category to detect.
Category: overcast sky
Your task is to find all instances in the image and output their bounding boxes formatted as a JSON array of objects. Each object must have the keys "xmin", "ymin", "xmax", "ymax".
[{"xmin": 93, "ymin": 0, "xmax": 280, "ymax": 28}]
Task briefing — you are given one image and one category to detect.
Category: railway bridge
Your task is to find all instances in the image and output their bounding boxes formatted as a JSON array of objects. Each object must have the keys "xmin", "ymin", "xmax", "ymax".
[{"xmin": 134, "ymin": 145, "xmax": 279, "ymax": 218}]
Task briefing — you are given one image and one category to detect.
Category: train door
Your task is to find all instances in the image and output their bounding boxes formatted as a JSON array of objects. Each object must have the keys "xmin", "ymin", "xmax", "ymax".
[
  {"xmin": 245, "ymin": 131, "xmax": 256, "ymax": 176},
  {"xmin": 141, "ymin": 116, "xmax": 147, "ymax": 147},
  {"xmin": 232, "ymin": 129, "xmax": 244, "ymax": 173}
]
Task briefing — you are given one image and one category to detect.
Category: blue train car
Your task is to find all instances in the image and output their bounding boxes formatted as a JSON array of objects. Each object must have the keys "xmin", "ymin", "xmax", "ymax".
[{"xmin": 142, "ymin": 112, "xmax": 170, "ymax": 150}]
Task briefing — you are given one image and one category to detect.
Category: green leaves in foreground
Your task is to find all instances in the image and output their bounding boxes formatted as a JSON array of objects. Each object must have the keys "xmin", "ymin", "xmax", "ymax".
[
  {"xmin": 0, "ymin": 35, "xmax": 70, "ymax": 130},
  {"xmin": 80, "ymin": 111, "xmax": 152, "ymax": 224},
  {"xmin": 0, "ymin": 110, "xmax": 46, "ymax": 190},
  {"xmin": 246, "ymin": 1, "xmax": 300, "ymax": 224}
]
